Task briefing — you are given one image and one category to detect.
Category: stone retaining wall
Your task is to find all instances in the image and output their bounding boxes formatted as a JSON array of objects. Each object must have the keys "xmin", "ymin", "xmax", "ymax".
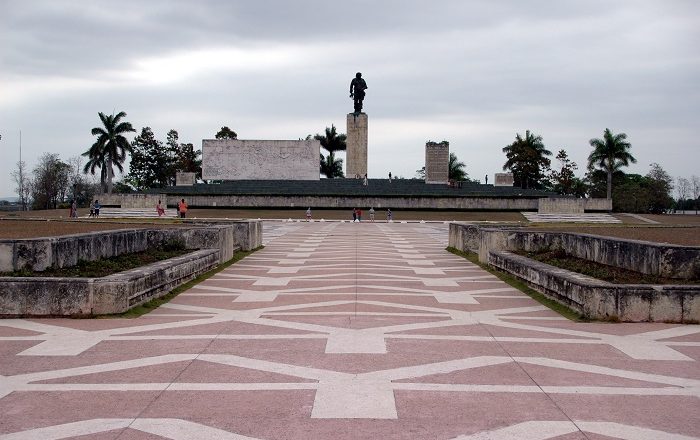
[
  {"xmin": 489, "ymin": 250, "xmax": 699, "ymax": 322},
  {"xmin": 0, "ymin": 249, "xmax": 220, "ymax": 317},
  {"xmin": 448, "ymin": 222, "xmax": 700, "ymax": 322},
  {"xmin": 0, "ymin": 221, "xmax": 262, "ymax": 272},
  {"xmin": 0, "ymin": 221, "xmax": 262, "ymax": 317},
  {"xmin": 475, "ymin": 227, "xmax": 700, "ymax": 280}
]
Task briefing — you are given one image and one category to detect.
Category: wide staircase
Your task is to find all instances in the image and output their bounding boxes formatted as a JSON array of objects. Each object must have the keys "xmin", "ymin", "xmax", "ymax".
[
  {"xmin": 521, "ymin": 212, "xmax": 621, "ymax": 223},
  {"xmin": 89, "ymin": 208, "xmax": 179, "ymax": 219}
]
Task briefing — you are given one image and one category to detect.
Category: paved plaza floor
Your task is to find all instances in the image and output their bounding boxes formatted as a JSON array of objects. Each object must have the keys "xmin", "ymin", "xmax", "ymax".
[{"xmin": 0, "ymin": 222, "xmax": 698, "ymax": 439}]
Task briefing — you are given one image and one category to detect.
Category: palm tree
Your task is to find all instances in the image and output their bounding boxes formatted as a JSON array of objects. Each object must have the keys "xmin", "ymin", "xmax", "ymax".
[
  {"xmin": 315, "ymin": 125, "xmax": 347, "ymax": 178},
  {"xmin": 83, "ymin": 111, "xmax": 135, "ymax": 194},
  {"xmin": 449, "ymin": 153, "xmax": 468, "ymax": 181},
  {"xmin": 587, "ymin": 128, "xmax": 636, "ymax": 199},
  {"xmin": 319, "ymin": 153, "xmax": 344, "ymax": 179},
  {"xmin": 502, "ymin": 130, "xmax": 552, "ymax": 189}
]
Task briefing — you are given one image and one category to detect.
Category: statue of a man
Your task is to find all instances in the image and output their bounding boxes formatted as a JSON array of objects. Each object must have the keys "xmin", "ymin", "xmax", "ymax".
[{"xmin": 349, "ymin": 72, "xmax": 368, "ymax": 113}]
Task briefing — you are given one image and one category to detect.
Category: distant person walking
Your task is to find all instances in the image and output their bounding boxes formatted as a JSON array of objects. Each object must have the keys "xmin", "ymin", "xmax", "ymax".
[
  {"xmin": 363, "ymin": 174, "xmax": 368, "ymax": 186},
  {"xmin": 352, "ymin": 208, "xmax": 357, "ymax": 222},
  {"xmin": 387, "ymin": 208, "xmax": 392, "ymax": 222},
  {"xmin": 388, "ymin": 172, "xmax": 392, "ymax": 183},
  {"xmin": 156, "ymin": 200, "xmax": 165, "ymax": 217},
  {"xmin": 306, "ymin": 207, "xmax": 312, "ymax": 221},
  {"xmin": 369, "ymin": 207, "xmax": 375, "ymax": 222},
  {"xmin": 69, "ymin": 200, "xmax": 77, "ymax": 218},
  {"xmin": 93, "ymin": 200, "xmax": 101, "ymax": 217},
  {"xmin": 178, "ymin": 198, "xmax": 188, "ymax": 218},
  {"xmin": 357, "ymin": 208, "xmax": 362, "ymax": 222}
]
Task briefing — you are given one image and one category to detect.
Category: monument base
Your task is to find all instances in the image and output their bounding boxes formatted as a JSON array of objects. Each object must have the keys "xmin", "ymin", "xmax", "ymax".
[{"xmin": 346, "ymin": 113, "xmax": 368, "ymax": 178}]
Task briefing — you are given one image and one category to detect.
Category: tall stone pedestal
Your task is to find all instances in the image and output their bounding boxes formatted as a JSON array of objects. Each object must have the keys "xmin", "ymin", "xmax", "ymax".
[
  {"xmin": 425, "ymin": 141, "xmax": 449, "ymax": 184},
  {"xmin": 346, "ymin": 113, "xmax": 368, "ymax": 178}
]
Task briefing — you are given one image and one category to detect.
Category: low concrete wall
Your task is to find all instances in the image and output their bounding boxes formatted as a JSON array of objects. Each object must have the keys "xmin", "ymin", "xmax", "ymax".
[
  {"xmin": 0, "ymin": 221, "xmax": 262, "ymax": 272},
  {"xmin": 448, "ymin": 222, "xmax": 700, "ymax": 322},
  {"xmin": 474, "ymin": 228, "xmax": 700, "ymax": 280},
  {"xmin": 0, "ymin": 249, "xmax": 220, "ymax": 317},
  {"xmin": 448, "ymin": 223, "xmax": 515, "ymax": 253},
  {"xmin": 164, "ymin": 194, "xmax": 543, "ymax": 211},
  {"xmin": 489, "ymin": 250, "xmax": 699, "ymax": 322}
]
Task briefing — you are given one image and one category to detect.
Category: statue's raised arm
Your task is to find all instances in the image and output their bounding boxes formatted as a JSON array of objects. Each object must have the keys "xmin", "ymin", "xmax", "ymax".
[{"xmin": 349, "ymin": 72, "xmax": 368, "ymax": 113}]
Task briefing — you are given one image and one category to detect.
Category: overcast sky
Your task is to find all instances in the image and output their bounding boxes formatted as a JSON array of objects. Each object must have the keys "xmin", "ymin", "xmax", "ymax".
[{"xmin": 1, "ymin": 0, "xmax": 698, "ymax": 198}]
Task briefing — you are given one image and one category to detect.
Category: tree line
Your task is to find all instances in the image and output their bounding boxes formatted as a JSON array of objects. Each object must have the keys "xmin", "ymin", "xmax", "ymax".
[{"xmin": 10, "ymin": 111, "xmax": 696, "ymax": 214}]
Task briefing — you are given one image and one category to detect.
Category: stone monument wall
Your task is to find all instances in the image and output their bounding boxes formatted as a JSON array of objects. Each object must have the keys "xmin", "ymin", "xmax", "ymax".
[
  {"xmin": 176, "ymin": 172, "xmax": 196, "ymax": 186},
  {"xmin": 346, "ymin": 113, "xmax": 368, "ymax": 178},
  {"xmin": 494, "ymin": 173, "xmax": 514, "ymax": 186},
  {"xmin": 202, "ymin": 139, "xmax": 320, "ymax": 180},
  {"xmin": 425, "ymin": 141, "xmax": 449, "ymax": 184}
]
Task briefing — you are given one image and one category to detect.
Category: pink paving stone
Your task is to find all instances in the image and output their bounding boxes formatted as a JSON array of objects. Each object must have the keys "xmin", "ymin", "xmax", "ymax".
[
  {"xmin": 26, "ymin": 316, "xmax": 204, "ymax": 331},
  {"xmin": 499, "ymin": 309, "xmax": 564, "ymax": 318},
  {"xmin": 517, "ymin": 362, "xmax": 673, "ymax": 388},
  {"xmin": 479, "ymin": 324, "xmax": 598, "ymax": 340},
  {"xmin": 34, "ymin": 360, "xmax": 193, "ymax": 384},
  {"xmin": 394, "ymin": 392, "xmax": 570, "ymax": 436},
  {"xmin": 387, "ymin": 323, "xmax": 492, "ymax": 336},
  {"xmin": 123, "ymin": 321, "xmax": 236, "ymax": 336},
  {"xmin": 173, "ymin": 359, "xmax": 317, "ymax": 383},
  {"xmin": 498, "ymin": 319, "xmax": 690, "ymax": 336},
  {"xmin": 393, "ymin": 361, "xmax": 536, "ymax": 385},
  {"xmin": 0, "ymin": 391, "xmax": 160, "ymax": 434},
  {"xmin": 0, "ymin": 325, "xmax": 43, "ymax": 336},
  {"xmin": 549, "ymin": 395, "xmax": 700, "ymax": 438},
  {"xmin": 140, "ymin": 390, "xmax": 316, "ymax": 420},
  {"xmin": 673, "ymin": 345, "xmax": 700, "ymax": 361},
  {"xmin": 259, "ymin": 315, "xmax": 452, "ymax": 329},
  {"xmin": 70, "ymin": 430, "xmax": 168, "ymax": 440}
]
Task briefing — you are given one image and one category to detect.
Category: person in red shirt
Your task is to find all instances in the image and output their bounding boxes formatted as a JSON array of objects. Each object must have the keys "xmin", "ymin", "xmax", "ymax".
[{"xmin": 177, "ymin": 199, "xmax": 188, "ymax": 218}]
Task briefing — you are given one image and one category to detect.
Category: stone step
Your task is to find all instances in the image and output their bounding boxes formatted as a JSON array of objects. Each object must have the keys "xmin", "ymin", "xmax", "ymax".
[{"xmin": 522, "ymin": 212, "xmax": 621, "ymax": 223}]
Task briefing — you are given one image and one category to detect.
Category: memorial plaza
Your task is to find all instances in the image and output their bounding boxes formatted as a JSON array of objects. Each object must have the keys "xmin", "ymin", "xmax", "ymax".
[{"xmin": 0, "ymin": 220, "xmax": 698, "ymax": 439}]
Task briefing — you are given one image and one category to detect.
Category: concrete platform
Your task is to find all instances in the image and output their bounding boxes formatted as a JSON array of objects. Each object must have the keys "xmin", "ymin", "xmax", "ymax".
[{"xmin": 0, "ymin": 222, "xmax": 698, "ymax": 439}]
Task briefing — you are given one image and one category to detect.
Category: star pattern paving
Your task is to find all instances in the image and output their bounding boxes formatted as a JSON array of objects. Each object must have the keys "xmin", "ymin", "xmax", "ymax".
[{"xmin": 0, "ymin": 222, "xmax": 698, "ymax": 439}]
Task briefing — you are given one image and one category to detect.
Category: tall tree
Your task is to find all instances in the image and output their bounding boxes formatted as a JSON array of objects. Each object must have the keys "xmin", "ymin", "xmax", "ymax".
[
  {"xmin": 547, "ymin": 149, "xmax": 587, "ymax": 196},
  {"xmin": 165, "ymin": 130, "xmax": 180, "ymax": 186},
  {"xmin": 587, "ymin": 128, "xmax": 636, "ymax": 200},
  {"xmin": 83, "ymin": 111, "xmax": 135, "ymax": 194},
  {"xmin": 677, "ymin": 177, "xmax": 691, "ymax": 208},
  {"xmin": 315, "ymin": 125, "xmax": 347, "ymax": 178},
  {"xmin": 31, "ymin": 153, "xmax": 71, "ymax": 210},
  {"xmin": 502, "ymin": 130, "xmax": 552, "ymax": 189},
  {"xmin": 11, "ymin": 159, "xmax": 31, "ymax": 211},
  {"xmin": 646, "ymin": 163, "xmax": 674, "ymax": 213},
  {"xmin": 215, "ymin": 126, "xmax": 238, "ymax": 139},
  {"xmin": 126, "ymin": 127, "xmax": 170, "ymax": 190},
  {"xmin": 176, "ymin": 143, "xmax": 203, "ymax": 179},
  {"xmin": 449, "ymin": 152, "xmax": 468, "ymax": 181},
  {"xmin": 66, "ymin": 156, "xmax": 98, "ymax": 208}
]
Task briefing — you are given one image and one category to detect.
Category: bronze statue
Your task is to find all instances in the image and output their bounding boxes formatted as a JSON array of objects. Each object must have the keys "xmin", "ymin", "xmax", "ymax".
[{"xmin": 349, "ymin": 72, "xmax": 368, "ymax": 113}]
